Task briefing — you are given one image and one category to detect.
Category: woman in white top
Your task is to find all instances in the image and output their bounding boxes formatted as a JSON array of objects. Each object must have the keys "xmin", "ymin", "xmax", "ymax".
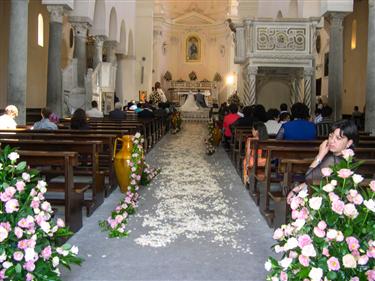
[{"xmin": 0, "ymin": 105, "xmax": 18, "ymax": 129}]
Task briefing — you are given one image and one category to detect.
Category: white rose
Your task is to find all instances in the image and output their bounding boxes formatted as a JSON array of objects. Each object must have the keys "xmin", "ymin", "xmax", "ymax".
[
  {"xmin": 344, "ymin": 203, "xmax": 359, "ymax": 219},
  {"xmin": 8, "ymin": 152, "xmax": 19, "ymax": 162},
  {"xmin": 352, "ymin": 174, "xmax": 364, "ymax": 185},
  {"xmin": 52, "ymin": 256, "xmax": 59, "ymax": 267},
  {"xmin": 302, "ymin": 244, "xmax": 316, "ymax": 257},
  {"xmin": 292, "ymin": 219, "xmax": 306, "ymax": 231},
  {"xmin": 364, "ymin": 199, "xmax": 375, "ymax": 212},
  {"xmin": 298, "ymin": 188, "xmax": 309, "ymax": 198},
  {"xmin": 2, "ymin": 261, "xmax": 13, "ymax": 269},
  {"xmin": 309, "ymin": 197, "xmax": 323, "ymax": 210},
  {"xmin": 323, "ymin": 183, "xmax": 335, "ymax": 192},
  {"xmin": 343, "ymin": 254, "xmax": 357, "ymax": 268},
  {"xmin": 24, "ymin": 248, "xmax": 36, "ymax": 262},
  {"xmin": 264, "ymin": 260, "xmax": 272, "ymax": 271},
  {"xmin": 309, "ymin": 267, "xmax": 323, "ymax": 281},
  {"xmin": 279, "ymin": 257, "xmax": 293, "ymax": 269},
  {"xmin": 285, "ymin": 237, "xmax": 298, "ymax": 250},
  {"xmin": 326, "ymin": 229, "xmax": 338, "ymax": 240},
  {"xmin": 135, "ymin": 132, "xmax": 141, "ymax": 138},
  {"xmin": 70, "ymin": 246, "xmax": 79, "ymax": 255},
  {"xmin": 40, "ymin": 221, "xmax": 51, "ymax": 233}
]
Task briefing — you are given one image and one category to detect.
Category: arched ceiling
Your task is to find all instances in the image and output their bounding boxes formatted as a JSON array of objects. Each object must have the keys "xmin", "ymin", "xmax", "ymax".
[{"xmin": 155, "ymin": 0, "xmax": 233, "ymax": 23}]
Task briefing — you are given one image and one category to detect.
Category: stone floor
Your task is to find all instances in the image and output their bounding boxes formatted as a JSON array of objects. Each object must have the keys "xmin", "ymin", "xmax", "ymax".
[{"xmin": 62, "ymin": 123, "xmax": 274, "ymax": 281}]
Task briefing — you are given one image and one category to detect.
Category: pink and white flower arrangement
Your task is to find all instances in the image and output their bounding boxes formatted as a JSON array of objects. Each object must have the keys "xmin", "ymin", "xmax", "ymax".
[
  {"xmin": 0, "ymin": 146, "xmax": 82, "ymax": 280},
  {"xmin": 266, "ymin": 150, "xmax": 374, "ymax": 281},
  {"xmin": 99, "ymin": 132, "xmax": 160, "ymax": 238}
]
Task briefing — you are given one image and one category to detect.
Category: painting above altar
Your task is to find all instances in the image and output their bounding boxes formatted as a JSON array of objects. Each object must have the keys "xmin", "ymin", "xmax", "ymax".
[{"xmin": 186, "ymin": 35, "xmax": 201, "ymax": 62}]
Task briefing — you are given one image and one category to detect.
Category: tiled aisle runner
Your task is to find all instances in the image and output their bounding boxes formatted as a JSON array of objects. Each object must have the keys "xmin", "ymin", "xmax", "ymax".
[{"xmin": 62, "ymin": 123, "xmax": 274, "ymax": 281}]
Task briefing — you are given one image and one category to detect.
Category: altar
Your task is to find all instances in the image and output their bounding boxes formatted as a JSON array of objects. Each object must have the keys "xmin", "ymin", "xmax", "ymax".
[
  {"xmin": 176, "ymin": 91, "xmax": 211, "ymax": 122},
  {"xmin": 178, "ymin": 91, "xmax": 211, "ymax": 112}
]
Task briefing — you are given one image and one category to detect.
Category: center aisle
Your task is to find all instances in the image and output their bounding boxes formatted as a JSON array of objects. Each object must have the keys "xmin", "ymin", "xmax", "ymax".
[{"xmin": 63, "ymin": 123, "xmax": 274, "ymax": 281}]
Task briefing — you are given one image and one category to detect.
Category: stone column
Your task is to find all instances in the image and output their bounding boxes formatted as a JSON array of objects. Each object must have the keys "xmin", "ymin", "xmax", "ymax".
[
  {"xmin": 93, "ymin": 35, "xmax": 106, "ymax": 69},
  {"xmin": 70, "ymin": 18, "xmax": 91, "ymax": 88},
  {"xmin": 328, "ymin": 12, "xmax": 346, "ymax": 121},
  {"xmin": 243, "ymin": 65, "xmax": 258, "ymax": 106},
  {"xmin": 8, "ymin": 0, "xmax": 28, "ymax": 125},
  {"xmin": 303, "ymin": 67, "xmax": 315, "ymax": 114},
  {"xmin": 46, "ymin": 5, "xmax": 64, "ymax": 117},
  {"xmin": 105, "ymin": 40, "xmax": 118, "ymax": 66},
  {"xmin": 366, "ymin": 0, "xmax": 375, "ymax": 134}
]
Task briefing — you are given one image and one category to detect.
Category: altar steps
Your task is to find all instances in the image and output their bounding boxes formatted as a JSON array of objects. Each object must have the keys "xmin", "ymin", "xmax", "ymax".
[{"xmin": 179, "ymin": 109, "xmax": 210, "ymax": 122}]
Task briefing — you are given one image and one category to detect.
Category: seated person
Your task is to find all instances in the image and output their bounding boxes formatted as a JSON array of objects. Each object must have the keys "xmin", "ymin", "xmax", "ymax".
[
  {"xmin": 86, "ymin": 100, "xmax": 104, "ymax": 118},
  {"xmin": 195, "ymin": 90, "xmax": 207, "ymax": 108},
  {"xmin": 0, "ymin": 105, "xmax": 18, "ymax": 129},
  {"xmin": 264, "ymin": 108, "xmax": 281, "ymax": 135},
  {"xmin": 109, "ymin": 102, "xmax": 126, "ymax": 120},
  {"xmin": 230, "ymin": 106, "xmax": 255, "ymax": 135},
  {"xmin": 223, "ymin": 103, "xmax": 240, "ymax": 148},
  {"xmin": 316, "ymin": 105, "xmax": 333, "ymax": 137},
  {"xmin": 287, "ymin": 119, "xmax": 358, "ymax": 203},
  {"xmin": 32, "ymin": 108, "xmax": 58, "ymax": 130},
  {"xmin": 137, "ymin": 103, "xmax": 154, "ymax": 118},
  {"xmin": 70, "ymin": 108, "xmax": 90, "ymax": 130},
  {"xmin": 243, "ymin": 122, "xmax": 268, "ymax": 184},
  {"xmin": 276, "ymin": 102, "xmax": 316, "ymax": 140}
]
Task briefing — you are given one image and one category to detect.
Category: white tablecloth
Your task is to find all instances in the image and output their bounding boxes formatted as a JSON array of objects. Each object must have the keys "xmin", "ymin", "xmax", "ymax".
[{"xmin": 177, "ymin": 91, "xmax": 210, "ymax": 111}]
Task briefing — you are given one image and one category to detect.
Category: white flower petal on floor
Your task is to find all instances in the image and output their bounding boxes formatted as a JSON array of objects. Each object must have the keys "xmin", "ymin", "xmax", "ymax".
[{"xmin": 134, "ymin": 123, "xmax": 252, "ymax": 253}]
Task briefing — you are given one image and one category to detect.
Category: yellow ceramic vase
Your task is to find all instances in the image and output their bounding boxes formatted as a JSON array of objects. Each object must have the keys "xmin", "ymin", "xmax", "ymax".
[
  {"xmin": 213, "ymin": 127, "xmax": 222, "ymax": 146},
  {"xmin": 113, "ymin": 135, "xmax": 133, "ymax": 193}
]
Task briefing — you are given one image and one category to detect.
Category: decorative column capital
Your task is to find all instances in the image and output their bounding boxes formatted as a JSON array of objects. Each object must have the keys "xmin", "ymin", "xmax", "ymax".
[
  {"xmin": 247, "ymin": 65, "xmax": 258, "ymax": 75},
  {"xmin": 94, "ymin": 35, "xmax": 106, "ymax": 47},
  {"xmin": 303, "ymin": 67, "xmax": 315, "ymax": 77},
  {"xmin": 69, "ymin": 18, "xmax": 92, "ymax": 40},
  {"xmin": 327, "ymin": 12, "xmax": 347, "ymax": 27},
  {"xmin": 47, "ymin": 5, "xmax": 65, "ymax": 23}
]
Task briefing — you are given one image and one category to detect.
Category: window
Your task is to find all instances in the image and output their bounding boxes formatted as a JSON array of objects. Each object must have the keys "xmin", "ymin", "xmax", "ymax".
[
  {"xmin": 38, "ymin": 13, "xmax": 44, "ymax": 47},
  {"xmin": 351, "ymin": 19, "xmax": 357, "ymax": 50}
]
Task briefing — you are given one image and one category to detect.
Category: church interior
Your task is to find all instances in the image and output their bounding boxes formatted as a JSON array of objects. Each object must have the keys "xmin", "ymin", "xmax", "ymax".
[{"xmin": 0, "ymin": 0, "xmax": 374, "ymax": 280}]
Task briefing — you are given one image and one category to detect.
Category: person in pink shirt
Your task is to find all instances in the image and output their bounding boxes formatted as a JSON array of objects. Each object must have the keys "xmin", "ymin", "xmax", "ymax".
[{"xmin": 223, "ymin": 103, "xmax": 240, "ymax": 149}]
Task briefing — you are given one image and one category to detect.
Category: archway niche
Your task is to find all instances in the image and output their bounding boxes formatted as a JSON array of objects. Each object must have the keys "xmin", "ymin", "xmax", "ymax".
[
  {"xmin": 93, "ymin": 0, "xmax": 106, "ymax": 36},
  {"xmin": 108, "ymin": 7, "xmax": 117, "ymax": 41}
]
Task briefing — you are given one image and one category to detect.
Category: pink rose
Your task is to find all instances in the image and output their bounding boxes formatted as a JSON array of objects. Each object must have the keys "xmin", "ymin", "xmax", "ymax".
[
  {"xmin": 56, "ymin": 218, "xmax": 65, "ymax": 228},
  {"xmin": 309, "ymin": 197, "xmax": 322, "ymax": 210},
  {"xmin": 318, "ymin": 221, "xmax": 327, "ymax": 230},
  {"xmin": 342, "ymin": 148, "xmax": 355, "ymax": 161},
  {"xmin": 23, "ymin": 261, "xmax": 35, "ymax": 272},
  {"xmin": 329, "ymin": 192, "xmax": 340, "ymax": 202},
  {"xmin": 327, "ymin": 257, "xmax": 340, "ymax": 271},
  {"xmin": 370, "ymin": 181, "xmax": 375, "ymax": 192},
  {"xmin": 322, "ymin": 248, "xmax": 330, "ymax": 257},
  {"xmin": 13, "ymin": 251, "xmax": 24, "ymax": 261},
  {"xmin": 14, "ymin": 227, "xmax": 23, "ymax": 239},
  {"xmin": 344, "ymin": 203, "xmax": 359, "ymax": 219},
  {"xmin": 353, "ymin": 194, "xmax": 364, "ymax": 205},
  {"xmin": 346, "ymin": 237, "xmax": 360, "ymax": 250},
  {"xmin": 350, "ymin": 277, "xmax": 359, "ymax": 281},
  {"xmin": 41, "ymin": 246, "xmax": 52, "ymax": 260},
  {"xmin": 298, "ymin": 235, "xmax": 312, "ymax": 248},
  {"xmin": 337, "ymin": 168, "xmax": 354, "ymax": 179},
  {"xmin": 280, "ymin": 271, "xmax": 288, "ymax": 281},
  {"xmin": 358, "ymin": 255, "xmax": 369, "ymax": 265},
  {"xmin": 5, "ymin": 199, "xmax": 19, "ymax": 213},
  {"xmin": 298, "ymin": 255, "xmax": 310, "ymax": 267},
  {"xmin": 366, "ymin": 270, "xmax": 375, "ymax": 281},
  {"xmin": 321, "ymin": 167, "xmax": 333, "ymax": 177},
  {"xmin": 15, "ymin": 181, "xmax": 25, "ymax": 192},
  {"xmin": 313, "ymin": 227, "xmax": 325, "ymax": 238},
  {"xmin": 332, "ymin": 199, "xmax": 345, "ymax": 215},
  {"xmin": 323, "ymin": 183, "xmax": 335, "ymax": 192}
]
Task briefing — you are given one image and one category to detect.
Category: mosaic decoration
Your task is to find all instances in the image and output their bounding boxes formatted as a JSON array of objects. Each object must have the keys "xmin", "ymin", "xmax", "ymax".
[{"xmin": 256, "ymin": 27, "xmax": 306, "ymax": 51}]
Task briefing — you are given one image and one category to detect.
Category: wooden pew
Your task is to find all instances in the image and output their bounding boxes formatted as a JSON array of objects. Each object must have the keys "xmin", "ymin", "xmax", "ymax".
[
  {"xmin": 0, "ymin": 132, "xmax": 118, "ymax": 196},
  {"xmin": 17, "ymin": 150, "xmax": 83, "ymax": 232},
  {"xmin": 273, "ymin": 158, "xmax": 375, "ymax": 229},
  {"xmin": 249, "ymin": 139, "xmax": 375, "ymax": 226},
  {"xmin": 0, "ymin": 139, "xmax": 105, "ymax": 216}
]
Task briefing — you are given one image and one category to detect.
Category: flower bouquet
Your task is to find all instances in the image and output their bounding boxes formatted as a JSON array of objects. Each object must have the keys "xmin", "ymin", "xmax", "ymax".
[
  {"xmin": 99, "ymin": 133, "xmax": 160, "ymax": 238},
  {"xmin": 205, "ymin": 119, "xmax": 216, "ymax": 156},
  {"xmin": 171, "ymin": 111, "xmax": 182, "ymax": 134},
  {"xmin": 0, "ymin": 146, "xmax": 82, "ymax": 280},
  {"xmin": 266, "ymin": 149, "xmax": 374, "ymax": 281}
]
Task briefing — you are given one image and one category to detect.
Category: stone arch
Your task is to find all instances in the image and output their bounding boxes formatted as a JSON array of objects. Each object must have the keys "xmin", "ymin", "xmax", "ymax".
[
  {"xmin": 109, "ymin": 7, "xmax": 117, "ymax": 41},
  {"xmin": 128, "ymin": 29, "xmax": 134, "ymax": 56},
  {"xmin": 93, "ymin": 0, "xmax": 106, "ymax": 35},
  {"xmin": 119, "ymin": 20, "xmax": 126, "ymax": 54}
]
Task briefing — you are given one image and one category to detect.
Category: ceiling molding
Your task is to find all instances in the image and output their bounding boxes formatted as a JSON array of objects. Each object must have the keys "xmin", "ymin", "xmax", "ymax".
[{"xmin": 172, "ymin": 11, "xmax": 216, "ymax": 25}]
